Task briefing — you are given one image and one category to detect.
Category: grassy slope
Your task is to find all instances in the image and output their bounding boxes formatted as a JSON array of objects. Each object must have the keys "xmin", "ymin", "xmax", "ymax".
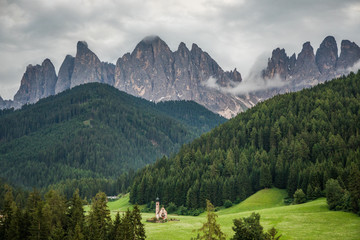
[{"xmin": 108, "ymin": 189, "xmax": 360, "ymax": 239}]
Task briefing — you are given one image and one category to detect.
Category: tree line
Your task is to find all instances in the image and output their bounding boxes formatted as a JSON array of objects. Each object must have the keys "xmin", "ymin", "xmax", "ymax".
[
  {"xmin": 130, "ymin": 71, "xmax": 360, "ymax": 215},
  {"xmin": 0, "ymin": 184, "xmax": 145, "ymax": 240}
]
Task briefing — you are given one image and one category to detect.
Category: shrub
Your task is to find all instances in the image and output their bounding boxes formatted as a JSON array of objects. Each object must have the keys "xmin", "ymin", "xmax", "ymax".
[
  {"xmin": 293, "ymin": 189, "xmax": 306, "ymax": 204},
  {"xmin": 224, "ymin": 199, "xmax": 233, "ymax": 208}
]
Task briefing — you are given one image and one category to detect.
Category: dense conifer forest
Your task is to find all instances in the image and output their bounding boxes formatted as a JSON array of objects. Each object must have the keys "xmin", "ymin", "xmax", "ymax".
[
  {"xmin": 130, "ymin": 71, "xmax": 360, "ymax": 214},
  {"xmin": 0, "ymin": 184, "xmax": 145, "ymax": 240},
  {"xmin": 0, "ymin": 83, "xmax": 225, "ymax": 197}
]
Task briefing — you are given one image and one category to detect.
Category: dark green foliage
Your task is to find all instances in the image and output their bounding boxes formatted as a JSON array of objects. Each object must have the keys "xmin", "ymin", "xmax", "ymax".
[
  {"xmin": 166, "ymin": 202, "xmax": 177, "ymax": 213},
  {"xmin": 0, "ymin": 185, "xmax": 147, "ymax": 240},
  {"xmin": 348, "ymin": 163, "xmax": 360, "ymax": 214},
  {"xmin": 293, "ymin": 189, "xmax": 306, "ymax": 204},
  {"xmin": 0, "ymin": 83, "xmax": 224, "ymax": 193},
  {"xmin": 192, "ymin": 200, "xmax": 226, "ymax": 240},
  {"xmin": 326, "ymin": 179, "xmax": 346, "ymax": 210},
  {"xmin": 224, "ymin": 200, "xmax": 233, "ymax": 208},
  {"xmin": 68, "ymin": 189, "xmax": 85, "ymax": 239},
  {"xmin": 231, "ymin": 212, "xmax": 280, "ymax": 240},
  {"xmin": 130, "ymin": 71, "xmax": 360, "ymax": 212},
  {"xmin": 87, "ymin": 192, "xmax": 111, "ymax": 240}
]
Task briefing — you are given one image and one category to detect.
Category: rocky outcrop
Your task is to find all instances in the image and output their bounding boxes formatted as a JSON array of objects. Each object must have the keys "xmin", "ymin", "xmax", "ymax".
[
  {"xmin": 337, "ymin": 40, "xmax": 360, "ymax": 70},
  {"xmin": 292, "ymin": 42, "xmax": 320, "ymax": 82},
  {"xmin": 315, "ymin": 36, "xmax": 338, "ymax": 76},
  {"xmin": 55, "ymin": 55, "xmax": 75, "ymax": 94},
  {"xmin": 262, "ymin": 48, "xmax": 294, "ymax": 80},
  {"xmin": 114, "ymin": 36, "xmax": 247, "ymax": 117},
  {"xmin": 262, "ymin": 36, "xmax": 360, "ymax": 93},
  {"xmin": 14, "ymin": 59, "xmax": 57, "ymax": 104},
  {"xmin": 70, "ymin": 41, "xmax": 104, "ymax": 88}
]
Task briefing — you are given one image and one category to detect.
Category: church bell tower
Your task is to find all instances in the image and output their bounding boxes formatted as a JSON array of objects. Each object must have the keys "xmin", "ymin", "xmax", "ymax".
[{"xmin": 155, "ymin": 197, "xmax": 160, "ymax": 219}]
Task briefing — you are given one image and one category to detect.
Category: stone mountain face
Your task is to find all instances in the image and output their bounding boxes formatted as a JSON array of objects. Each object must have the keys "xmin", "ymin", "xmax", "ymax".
[
  {"xmin": 6, "ymin": 35, "xmax": 360, "ymax": 117},
  {"xmin": 337, "ymin": 40, "xmax": 360, "ymax": 70},
  {"xmin": 70, "ymin": 41, "xmax": 114, "ymax": 88},
  {"xmin": 114, "ymin": 36, "xmax": 248, "ymax": 117},
  {"xmin": 292, "ymin": 42, "xmax": 320, "ymax": 82},
  {"xmin": 315, "ymin": 36, "xmax": 338, "ymax": 75},
  {"xmin": 55, "ymin": 55, "xmax": 74, "ymax": 94},
  {"xmin": 14, "ymin": 59, "xmax": 57, "ymax": 104},
  {"xmin": 262, "ymin": 36, "xmax": 360, "ymax": 95},
  {"xmin": 9, "ymin": 37, "xmax": 248, "ymax": 118}
]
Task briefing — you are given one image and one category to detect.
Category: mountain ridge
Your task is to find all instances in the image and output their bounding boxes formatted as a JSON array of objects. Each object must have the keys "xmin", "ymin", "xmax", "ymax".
[{"xmin": 2, "ymin": 35, "xmax": 360, "ymax": 118}]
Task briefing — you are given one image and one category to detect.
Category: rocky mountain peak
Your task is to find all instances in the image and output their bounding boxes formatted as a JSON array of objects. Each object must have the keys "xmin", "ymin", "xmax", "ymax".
[
  {"xmin": 225, "ymin": 68, "xmax": 242, "ymax": 83},
  {"xmin": 177, "ymin": 42, "xmax": 189, "ymax": 53},
  {"xmin": 315, "ymin": 36, "xmax": 338, "ymax": 74},
  {"xmin": 77, "ymin": 40, "xmax": 88, "ymax": 50},
  {"xmin": 55, "ymin": 55, "xmax": 75, "ymax": 94},
  {"xmin": 70, "ymin": 41, "xmax": 104, "ymax": 88},
  {"xmin": 263, "ymin": 48, "xmax": 291, "ymax": 80},
  {"xmin": 337, "ymin": 40, "xmax": 360, "ymax": 70},
  {"xmin": 293, "ymin": 41, "xmax": 320, "ymax": 80},
  {"xmin": 14, "ymin": 59, "xmax": 57, "ymax": 104}
]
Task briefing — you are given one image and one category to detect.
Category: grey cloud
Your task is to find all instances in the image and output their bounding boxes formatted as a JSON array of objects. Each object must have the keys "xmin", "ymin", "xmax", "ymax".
[{"xmin": 0, "ymin": 0, "xmax": 359, "ymax": 99}]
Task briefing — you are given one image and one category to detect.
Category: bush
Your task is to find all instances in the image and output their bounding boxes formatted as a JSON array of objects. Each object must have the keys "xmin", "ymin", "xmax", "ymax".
[
  {"xmin": 224, "ymin": 199, "xmax": 233, "ymax": 208},
  {"xmin": 176, "ymin": 205, "xmax": 188, "ymax": 215},
  {"xmin": 293, "ymin": 189, "xmax": 306, "ymax": 204},
  {"xmin": 166, "ymin": 202, "xmax": 177, "ymax": 214}
]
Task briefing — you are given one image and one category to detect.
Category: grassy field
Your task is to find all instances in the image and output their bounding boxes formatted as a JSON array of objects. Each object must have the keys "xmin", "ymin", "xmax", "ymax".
[{"xmin": 105, "ymin": 189, "xmax": 360, "ymax": 239}]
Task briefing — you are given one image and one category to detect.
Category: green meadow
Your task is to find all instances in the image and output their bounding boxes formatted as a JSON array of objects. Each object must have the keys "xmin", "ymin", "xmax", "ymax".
[{"xmin": 104, "ymin": 189, "xmax": 360, "ymax": 239}]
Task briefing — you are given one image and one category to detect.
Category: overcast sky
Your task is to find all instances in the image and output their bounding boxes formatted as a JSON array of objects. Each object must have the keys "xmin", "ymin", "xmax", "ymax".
[{"xmin": 1, "ymin": 0, "xmax": 360, "ymax": 99}]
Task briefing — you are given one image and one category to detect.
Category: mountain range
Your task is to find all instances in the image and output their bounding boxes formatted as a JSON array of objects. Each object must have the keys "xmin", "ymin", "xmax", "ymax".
[{"xmin": 1, "ymin": 35, "xmax": 360, "ymax": 118}]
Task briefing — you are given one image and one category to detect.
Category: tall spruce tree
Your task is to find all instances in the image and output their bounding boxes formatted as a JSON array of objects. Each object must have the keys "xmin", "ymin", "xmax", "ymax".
[
  {"xmin": 87, "ymin": 192, "xmax": 111, "ymax": 240},
  {"xmin": 193, "ymin": 200, "xmax": 226, "ymax": 240},
  {"xmin": 68, "ymin": 189, "xmax": 85, "ymax": 239}
]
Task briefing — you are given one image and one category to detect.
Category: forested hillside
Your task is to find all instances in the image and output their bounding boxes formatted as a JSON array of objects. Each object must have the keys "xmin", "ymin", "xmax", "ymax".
[
  {"xmin": 130, "ymin": 71, "xmax": 360, "ymax": 212},
  {"xmin": 0, "ymin": 83, "xmax": 225, "ymax": 192}
]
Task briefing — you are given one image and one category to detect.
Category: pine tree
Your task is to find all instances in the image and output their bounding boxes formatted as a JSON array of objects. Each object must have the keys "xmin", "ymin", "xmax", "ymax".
[
  {"xmin": 132, "ymin": 205, "xmax": 146, "ymax": 240},
  {"xmin": 68, "ymin": 189, "xmax": 85, "ymax": 238},
  {"xmin": 348, "ymin": 163, "xmax": 360, "ymax": 214},
  {"xmin": 27, "ymin": 189, "xmax": 50, "ymax": 240},
  {"xmin": 109, "ymin": 212, "xmax": 122, "ymax": 240},
  {"xmin": 260, "ymin": 163, "xmax": 272, "ymax": 188},
  {"xmin": 193, "ymin": 200, "xmax": 226, "ymax": 240},
  {"xmin": 1, "ymin": 185, "xmax": 15, "ymax": 239},
  {"xmin": 87, "ymin": 192, "xmax": 111, "ymax": 240}
]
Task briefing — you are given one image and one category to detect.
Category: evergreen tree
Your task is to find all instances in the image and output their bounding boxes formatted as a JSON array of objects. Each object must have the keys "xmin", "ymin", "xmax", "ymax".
[
  {"xmin": 109, "ymin": 212, "xmax": 122, "ymax": 240},
  {"xmin": 260, "ymin": 163, "xmax": 272, "ymax": 188},
  {"xmin": 87, "ymin": 192, "xmax": 111, "ymax": 240},
  {"xmin": 27, "ymin": 189, "xmax": 50, "ymax": 240},
  {"xmin": 193, "ymin": 200, "xmax": 226, "ymax": 240},
  {"xmin": 325, "ymin": 179, "xmax": 344, "ymax": 210},
  {"xmin": 131, "ymin": 205, "xmax": 146, "ymax": 240},
  {"xmin": 348, "ymin": 163, "xmax": 360, "ymax": 214},
  {"xmin": 68, "ymin": 189, "xmax": 85, "ymax": 238}
]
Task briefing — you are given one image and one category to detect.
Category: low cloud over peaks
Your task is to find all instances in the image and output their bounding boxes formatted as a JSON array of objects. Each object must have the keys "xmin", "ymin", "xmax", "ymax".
[{"xmin": 202, "ymin": 74, "xmax": 288, "ymax": 96}]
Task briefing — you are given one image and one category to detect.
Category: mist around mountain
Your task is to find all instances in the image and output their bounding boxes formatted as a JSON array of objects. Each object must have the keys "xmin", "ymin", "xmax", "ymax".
[{"xmin": 205, "ymin": 36, "xmax": 360, "ymax": 101}]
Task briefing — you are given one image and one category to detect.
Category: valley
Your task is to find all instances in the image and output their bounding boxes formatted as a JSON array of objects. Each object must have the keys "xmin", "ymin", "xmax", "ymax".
[{"xmin": 108, "ymin": 189, "xmax": 360, "ymax": 240}]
